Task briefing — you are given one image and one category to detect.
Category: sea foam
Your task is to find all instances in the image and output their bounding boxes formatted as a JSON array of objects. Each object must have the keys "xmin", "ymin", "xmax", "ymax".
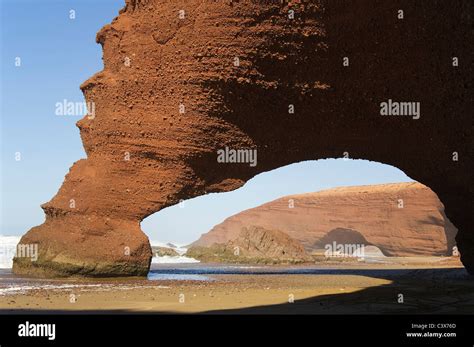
[
  {"xmin": 0, "ymin": 235, "xmax": 21, "ymax": 268},
  {"xmin": 0, "ymin": 236, "xmax": 200, "ymax": 268},
  {"xmin": 150, "ymin": 241, "xmax": 200, "ymax": 264}
]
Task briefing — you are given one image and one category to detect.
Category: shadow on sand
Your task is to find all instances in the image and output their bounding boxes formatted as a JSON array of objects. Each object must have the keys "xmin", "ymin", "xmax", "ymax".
[{"xmin": 1, "ymin": 268, "xmax": 473, "ymax": 315}]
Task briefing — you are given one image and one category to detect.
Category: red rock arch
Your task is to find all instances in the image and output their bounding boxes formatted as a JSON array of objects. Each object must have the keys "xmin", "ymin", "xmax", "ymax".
[{"xmin": 13, "ymin": 0, "xmax": 473, "ymax": 277}]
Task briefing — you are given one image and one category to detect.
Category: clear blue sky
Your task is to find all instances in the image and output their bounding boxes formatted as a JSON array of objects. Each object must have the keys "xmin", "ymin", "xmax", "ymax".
[{"xmin": 0, "ymin": 0, "xmax": 413, "ymax": 244}]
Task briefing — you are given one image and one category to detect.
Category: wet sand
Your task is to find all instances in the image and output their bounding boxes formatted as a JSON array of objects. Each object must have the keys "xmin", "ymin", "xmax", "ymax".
[{"xmin": 1, "ymin": 258, "xmax": 473, "ymax": 314}]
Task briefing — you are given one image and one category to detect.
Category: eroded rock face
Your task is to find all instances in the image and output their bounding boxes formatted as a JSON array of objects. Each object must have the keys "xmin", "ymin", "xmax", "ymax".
[
  {"xmin": 193, "ymin": 183, "xmax": 458, "ymax": 257},
  {"xmin": 13, "ymin": 0, "xmax": 473, "ymax": 277},
  {"xmin": 188, "ymin": 226, "xmax": 312, "ymax": 264}
]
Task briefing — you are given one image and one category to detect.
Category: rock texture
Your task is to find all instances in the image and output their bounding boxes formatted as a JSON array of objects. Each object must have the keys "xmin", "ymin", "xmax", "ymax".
[
  {"xmin": 193, "ymin": 183, "xmax": 458, "ymax": 257},
  {"xmin": 188, "ymin": 226, "xmax": 312, "ymax": 264},
  {"xmin": 14, "ymin": 0, "xmax": 473, "ymax": 277}
]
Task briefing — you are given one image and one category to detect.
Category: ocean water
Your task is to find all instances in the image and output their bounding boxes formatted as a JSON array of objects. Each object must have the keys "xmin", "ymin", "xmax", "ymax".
[
  {"xmin": 0, "ymin": 264, "xmax": 320, "ymax": 296},
  {"xmin": 0, "ymin": 235, "xmax": 206, "ymax": 294},
  {"xmin": 0, "ymin": 262, "xmax": 468, "ymax": 297},
  {"xmin": 1, "ymin": 235, "xmax": 463, "ymax": 297},
  {"xmin": 150, "ymin": 241, "xmax": 200, "ymax": 264},
  {"xmin": 0, "ymin": 268, "xmax": 173, "ymax": 296},
  {"xmin": 0, "ymin": 235, "xmax": 199, "ymax": 268},
  {"xmin": 151, "ymin": 255, "xmax": 200, "ymax": 264}
]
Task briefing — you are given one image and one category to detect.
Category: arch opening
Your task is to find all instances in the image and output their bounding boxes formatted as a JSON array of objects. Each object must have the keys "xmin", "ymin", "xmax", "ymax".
[{"xmin": 141, "ymin": 159, "xmax": 458, "ymax": 266}]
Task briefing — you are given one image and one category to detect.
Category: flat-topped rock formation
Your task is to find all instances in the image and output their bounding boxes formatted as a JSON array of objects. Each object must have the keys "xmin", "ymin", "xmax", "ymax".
[
  {"xmin": 193, "ymin": 183, "xmax": 458, "ymax": 257},
  {"xmin": 13, "ymin": 0, "xmax": 472, "ymax": 277}
]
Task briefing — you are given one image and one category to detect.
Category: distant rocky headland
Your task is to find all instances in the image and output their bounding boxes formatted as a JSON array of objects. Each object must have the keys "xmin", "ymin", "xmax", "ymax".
[
  {"xmin": 188, "ymin": 182, "xmax": 457, "ymax": 264},
  {"xmin": 187, "ymin": 226, "xmax": 313, "ymax": 264},
  {"xmin": 152, "ymin": 246, "xmax": 180, "ymax": 258}
]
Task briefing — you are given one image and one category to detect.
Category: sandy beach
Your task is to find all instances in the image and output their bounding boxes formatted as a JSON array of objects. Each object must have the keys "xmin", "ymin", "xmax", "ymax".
[{"xmin": 1, "ymin": 258, "xmax": 472, "ymax": 314}]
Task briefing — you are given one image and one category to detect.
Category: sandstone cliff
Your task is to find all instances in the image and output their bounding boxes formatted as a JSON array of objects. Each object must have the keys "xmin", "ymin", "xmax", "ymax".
[
  {"xmin": 13, "ymin": 0, "xmax": 472, "ymax": 277},
  {"xmin": 192, "ymin": 183, "xmax": 457, "ymax": 257}
]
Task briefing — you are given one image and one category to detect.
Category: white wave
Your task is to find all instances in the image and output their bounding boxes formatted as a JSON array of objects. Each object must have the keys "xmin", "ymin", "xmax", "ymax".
[
  {"xmin": 0, "ymin": 236, "xmax": 199, "ymax": 267},
  {"xmin": 150, "ymin": 240, "xmax": 189, "ymax": 256},
  {"xmin": 0, "ymin": 283, "xmax": 170, "ymax": 296},
  {"xmin": 0, "ymin": 235, "xmax": 21, "ymax": 269},
  {"xmin": 0, "ymin": 284, "xmax": 101, "ymax": 295},
  {"xmin": 151, "ymin": 255, "xmax": 200, "ymax": 264}
]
